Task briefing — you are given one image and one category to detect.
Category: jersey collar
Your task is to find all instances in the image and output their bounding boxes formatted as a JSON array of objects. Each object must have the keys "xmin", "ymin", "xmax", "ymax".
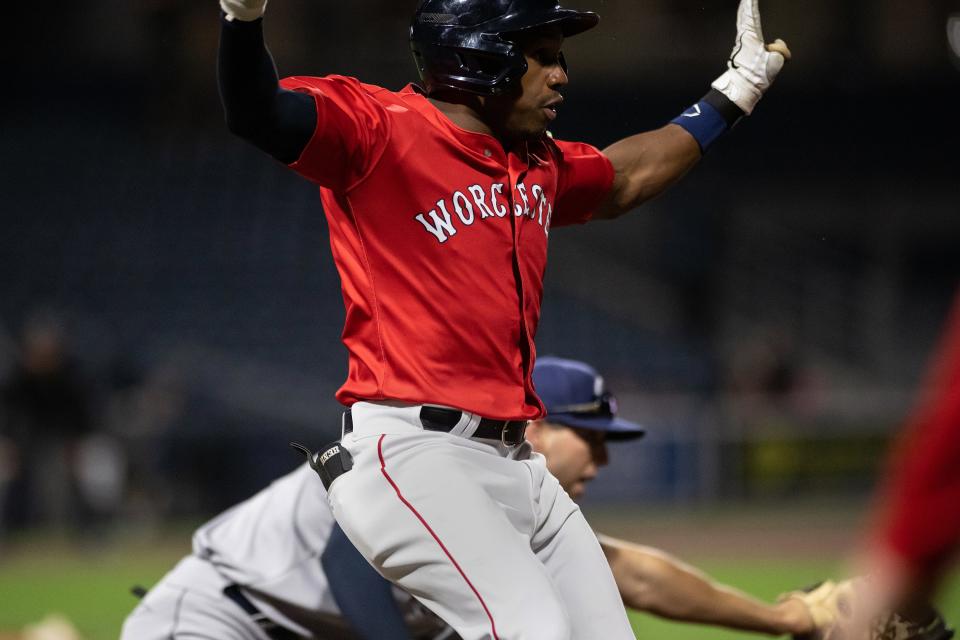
[{"xmin": 399, "ymin": 84, "xmax": 553, "ymax": 170}]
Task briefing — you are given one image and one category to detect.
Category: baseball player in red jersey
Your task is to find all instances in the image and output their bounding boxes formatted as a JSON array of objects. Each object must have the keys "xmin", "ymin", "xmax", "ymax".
[
  {"xmin": 777, "ymin": 295, "xmax": 960, "ymax": 640},
  {"xmin": 217, "ymin": 0, "xmax": 789, "ymax": 637},
  {"xmin": 872, "ymin": 292, "xmax": 960, "ymax": 599},
  {"xmin": 825, "ymin": 292, "xmax": 960, "ymax": 638}
]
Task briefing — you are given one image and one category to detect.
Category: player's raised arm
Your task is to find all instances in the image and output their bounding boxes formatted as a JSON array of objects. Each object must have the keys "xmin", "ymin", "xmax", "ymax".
[
  {"xmin": 217, "ymin": 0, "xmax": 317, "ymax": 163},
  {"xmin": 594, "ymin": 0, "xmax": 790, "ymax": 220}
]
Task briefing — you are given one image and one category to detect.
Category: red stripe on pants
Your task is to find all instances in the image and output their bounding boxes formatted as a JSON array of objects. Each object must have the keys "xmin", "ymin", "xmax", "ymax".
[{"xmin": 377, "ymin": 434, "xmax": 500, "ymax": 640}]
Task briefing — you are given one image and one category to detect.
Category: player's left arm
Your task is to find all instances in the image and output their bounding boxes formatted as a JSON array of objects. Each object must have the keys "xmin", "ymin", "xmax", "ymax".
[
  {"xmin": 597, "ymin": 534, "xmax": 813, "ymax": 636},
  {"xmin": 321, "ymin": 524, "xmax": 413, "ymax": 640},
  {"xmin": 593, "ymin": 0, "xmax": 790, "ymax": 220}
]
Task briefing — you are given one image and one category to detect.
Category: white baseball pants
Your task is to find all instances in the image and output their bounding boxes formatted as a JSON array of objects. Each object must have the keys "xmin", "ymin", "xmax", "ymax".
[{"xmin": 328, "ymin": 401, "xmax": 636, "ymax": 640}]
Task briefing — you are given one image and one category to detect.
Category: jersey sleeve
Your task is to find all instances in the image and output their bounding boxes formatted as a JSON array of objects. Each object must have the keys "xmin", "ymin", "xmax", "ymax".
[
  {"xmin": 279, "ymin": 75, "xmax": 390, "ymax": 190},
  {"xmin": 877, "ymin": 293, "xmax": 960, "ymax": 577},
  {"xmin": 549, "ymin": 139, "xmax": 615, "ymax": 228}
]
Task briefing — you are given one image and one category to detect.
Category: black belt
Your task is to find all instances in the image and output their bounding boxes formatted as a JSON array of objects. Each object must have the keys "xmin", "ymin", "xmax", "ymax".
[
  {"xmin": 222, "ymin": 585, "xmax": 303, "ymax": 640},
  {"xmin": 343, "ymin": 407, "xmax": 527, "ymax": 446}
]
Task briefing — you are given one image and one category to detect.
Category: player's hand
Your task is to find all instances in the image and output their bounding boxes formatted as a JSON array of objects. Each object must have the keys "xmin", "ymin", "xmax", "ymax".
[
  {"xmin": 711, "ymin": 0, "xmax": 791, "ymax": 114},
  {"xmin": 221, "ymin": 0, "xmax": 267, "ymax": 22},
  {"xmin": 778, "ymin": 579, "xmax": 956, "ymax": 640},
  {"xmin": 778, "ymin": 580, "xmax": 856, "ymax": 640}
]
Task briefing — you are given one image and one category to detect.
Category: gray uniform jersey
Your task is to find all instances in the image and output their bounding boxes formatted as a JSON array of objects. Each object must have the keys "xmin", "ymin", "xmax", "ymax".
[
  {"xmin": 123, "ymin": 463, "xmax": 452, "ymax": 639},
  {"xmin": 192, "ymin": 463, "xmax": 346, "ymax": 634}
]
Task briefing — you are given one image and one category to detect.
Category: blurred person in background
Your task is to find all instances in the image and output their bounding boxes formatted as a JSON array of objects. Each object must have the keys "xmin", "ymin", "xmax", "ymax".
[
  {"xmin": 103, "ymin": 363, "xmax": 187, "ymax": 533},
  {"xmin": 0, "ymin": 325, "xmax": 16, "ymax": 540},
  {"xmin": 0, "ymin": 431, "xmax": 17, "ymax": 539},
  {"xmin": 0, "ymin": 314, "xmax": 95, "ymax": 533}
]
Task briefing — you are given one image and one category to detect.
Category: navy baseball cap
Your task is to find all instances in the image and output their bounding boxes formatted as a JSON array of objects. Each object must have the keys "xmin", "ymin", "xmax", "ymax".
[{"xmin": 532, "ymin": 356, "xmax": 645, "ymax": 441}]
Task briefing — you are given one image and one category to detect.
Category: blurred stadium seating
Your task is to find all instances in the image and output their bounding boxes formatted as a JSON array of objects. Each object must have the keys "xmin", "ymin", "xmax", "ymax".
[{"xmin": 2, "ymin": 0, "xmax": 958, "ymax": 520}]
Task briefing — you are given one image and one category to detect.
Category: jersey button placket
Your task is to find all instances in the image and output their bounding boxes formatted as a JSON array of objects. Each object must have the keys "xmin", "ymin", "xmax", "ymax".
[{"xmin": 507, "ymin": 154, "xmax": 535, "ymax": 396}]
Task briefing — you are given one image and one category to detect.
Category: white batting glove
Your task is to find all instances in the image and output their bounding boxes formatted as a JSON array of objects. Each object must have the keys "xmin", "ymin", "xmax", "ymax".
[
  {"xmin": 221, "ymin": 0, "xmax": 267, "ymax": 22},
  {"xmin": 711, "ymin": 0, "xmax": 791, "ymax": 114}
]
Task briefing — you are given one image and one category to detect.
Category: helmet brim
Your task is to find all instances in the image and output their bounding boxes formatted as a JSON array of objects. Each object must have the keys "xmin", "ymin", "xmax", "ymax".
[
  {"xmin": 502, "ymin": 9, "xmax": 600, "ymax": 39},
  {"xmin": 545, "ymin": 412, "xmax": 646, "ymax": 441}
]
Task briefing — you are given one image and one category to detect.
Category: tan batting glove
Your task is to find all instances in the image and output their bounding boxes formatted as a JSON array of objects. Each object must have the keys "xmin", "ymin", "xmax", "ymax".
[
  {"xmin": 778, "ymin": 580, "xmax": 859, "ymax": 640},
  {"xmin": 711, "ymin": 0, "xmax": 791, "ymax": 114},
  {"xmin": 221, "ymin": 0, "xmax": 267, "ymax": 22}
]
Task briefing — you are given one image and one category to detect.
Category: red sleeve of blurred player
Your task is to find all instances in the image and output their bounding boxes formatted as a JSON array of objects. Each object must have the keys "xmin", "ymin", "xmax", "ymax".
[{"xmin": 877, "ymin": 292, "xmax": 960, "ymax": 579}]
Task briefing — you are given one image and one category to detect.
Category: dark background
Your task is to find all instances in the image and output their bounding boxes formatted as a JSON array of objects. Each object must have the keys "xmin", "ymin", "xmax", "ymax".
[{"xmin": 1, "ymin": 0, "xmax": 958, "ymax": 530}]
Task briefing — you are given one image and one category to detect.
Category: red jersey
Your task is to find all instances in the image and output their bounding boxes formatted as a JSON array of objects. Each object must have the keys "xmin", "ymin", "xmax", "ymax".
[
  {"xmin": 279, "ymin": 75, "xmax": 614, "ymax": 420},
  {"xmin": 876, "ymin": 292, "xmax": 960, "ymax": 577}
]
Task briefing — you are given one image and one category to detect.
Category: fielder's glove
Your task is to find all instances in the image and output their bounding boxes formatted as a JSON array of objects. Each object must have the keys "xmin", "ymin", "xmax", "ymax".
[
  {"xmin": 871, "ymin": 612, "xmax": 955, "ymax": 640},
  {"xmin": 712, "ymin": 0, "xmax": 791, "ymax": 114},
  {"xmin": 221, "ymin": 0, "xmax": 267, "ymax": 22},
  {"xmin": 779, "ymin": 580, "xmax": 955, "ymax": 640}
]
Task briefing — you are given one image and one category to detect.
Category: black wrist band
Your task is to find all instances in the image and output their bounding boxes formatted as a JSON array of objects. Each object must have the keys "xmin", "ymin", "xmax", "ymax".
[{"xmin": 702, "ymin": 89, "xmax": 745, "ymax": 128}]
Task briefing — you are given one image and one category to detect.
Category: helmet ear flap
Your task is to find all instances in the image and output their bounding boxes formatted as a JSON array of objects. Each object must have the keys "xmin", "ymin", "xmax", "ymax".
[
  {"xmin": 456, "ymin": 50, "xmax": 509, "ymax": 81},
  {"xmin": 411, "ymin": 39, "xmax": 528, "ymax": 96}
]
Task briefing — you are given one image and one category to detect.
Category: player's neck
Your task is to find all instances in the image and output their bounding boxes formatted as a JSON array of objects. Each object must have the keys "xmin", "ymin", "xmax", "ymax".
[{"xmin": 428, "ymin": 96, "xmax": 516, "ymax": 150}]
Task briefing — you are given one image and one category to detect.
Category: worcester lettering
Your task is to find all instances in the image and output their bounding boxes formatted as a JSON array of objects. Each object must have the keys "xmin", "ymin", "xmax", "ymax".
[{"xmin": 414, "ymin": 181, "xmax": 554, "ymax": 244}]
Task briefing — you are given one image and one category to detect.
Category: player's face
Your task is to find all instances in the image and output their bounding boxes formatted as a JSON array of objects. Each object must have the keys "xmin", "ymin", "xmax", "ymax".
[
  {"xmin": 527, "ymin": 421, "xmax": 609, "ymax": 499},
  {"xmin": 491, "ymin": 28, "xmax": 568, "ymax": 142}
]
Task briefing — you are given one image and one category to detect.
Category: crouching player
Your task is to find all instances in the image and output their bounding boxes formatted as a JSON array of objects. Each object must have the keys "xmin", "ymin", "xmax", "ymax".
[{"xmin": 123, "ymin": 357, "xmax": 840, "ymax": 639}]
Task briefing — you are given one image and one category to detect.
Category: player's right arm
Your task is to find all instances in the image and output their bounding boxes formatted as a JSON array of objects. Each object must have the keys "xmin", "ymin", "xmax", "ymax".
[{"xmin": 217, "ymin": 0, "xmax": 317, "ymax": 164}]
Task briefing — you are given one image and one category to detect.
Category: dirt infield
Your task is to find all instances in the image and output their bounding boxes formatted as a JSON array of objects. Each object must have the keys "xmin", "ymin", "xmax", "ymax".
[{"xmin": 584, "ymin": 502, "xmax": 864, "ymax": 560}]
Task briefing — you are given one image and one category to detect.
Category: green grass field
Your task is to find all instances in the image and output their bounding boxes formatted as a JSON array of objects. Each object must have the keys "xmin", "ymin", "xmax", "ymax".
[
  {"xmin": 1, "ymin": 518, "xmax": 957, "ymax": 639},
  {"xmin": 630, "ymin": 561, "xmax": 960, "ymax": 639}
]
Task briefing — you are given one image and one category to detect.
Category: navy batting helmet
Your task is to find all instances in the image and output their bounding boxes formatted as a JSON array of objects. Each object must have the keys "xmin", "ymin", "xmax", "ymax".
[{"xmin": 410, "ymin": 0, "xmax": 600, "ymax": 97}]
